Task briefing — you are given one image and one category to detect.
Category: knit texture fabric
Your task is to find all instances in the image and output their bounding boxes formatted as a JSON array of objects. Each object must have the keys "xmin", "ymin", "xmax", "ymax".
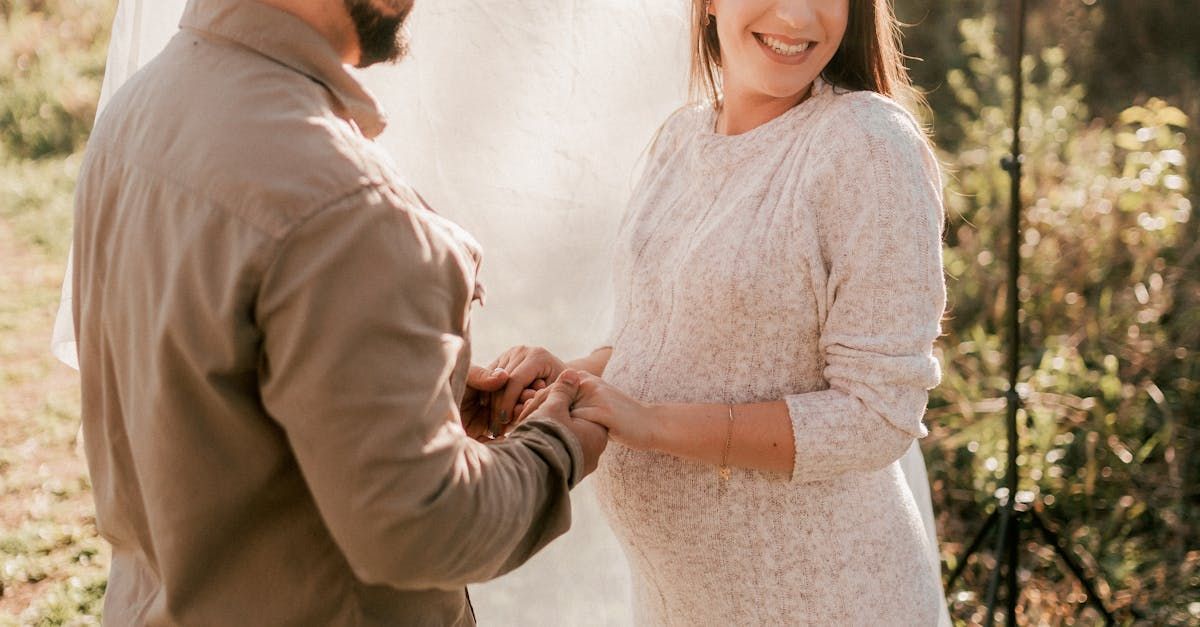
[{"xmin": 592, "ymin": 82, "xmax": 947, "ymax": 625}]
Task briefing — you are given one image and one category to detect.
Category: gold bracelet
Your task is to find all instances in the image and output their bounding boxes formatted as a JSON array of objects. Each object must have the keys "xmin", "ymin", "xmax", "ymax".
[{"xmin": 719, "ymin": 404, "xmax": 734, "ymax": 480}]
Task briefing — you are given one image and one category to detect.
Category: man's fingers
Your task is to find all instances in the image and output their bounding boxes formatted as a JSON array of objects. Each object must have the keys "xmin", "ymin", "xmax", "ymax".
[
  {"xmin": 463, "ymin": 411, "xmax": 488, "ymax": 439},
  {"xmin": 463, "ymin": 395, "xmax": 494, "ymax": 437},
  {"xmin": 518, "ymin": 370, "xmax": 579, "ymax": 421},
  {"xmin": 568, "ymin": 406, "xmax": 610, "ymax": 429},
  {"xmin": 533, "ymin": 370, "xmax": 582, "ymax": 417},
  {"xmin": 517, "ymin": 387, "xmax": 550, "ymax": 422}
]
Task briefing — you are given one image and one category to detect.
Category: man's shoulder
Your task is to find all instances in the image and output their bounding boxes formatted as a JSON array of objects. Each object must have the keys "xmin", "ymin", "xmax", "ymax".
[{"xmin": 89, "ymin": 35, "xmax": 394, "ymax": 238}]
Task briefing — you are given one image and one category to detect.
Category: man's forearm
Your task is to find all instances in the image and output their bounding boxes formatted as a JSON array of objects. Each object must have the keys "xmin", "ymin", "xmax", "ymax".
[{"xmin": 342, "ymin": 419, "xmax": 583, "ymax": 590}]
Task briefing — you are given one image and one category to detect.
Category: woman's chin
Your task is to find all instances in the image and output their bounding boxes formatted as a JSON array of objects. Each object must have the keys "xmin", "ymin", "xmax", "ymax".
[{"xmin": 742, "ymin": 72, "xmax": 817, "ymax": 102}]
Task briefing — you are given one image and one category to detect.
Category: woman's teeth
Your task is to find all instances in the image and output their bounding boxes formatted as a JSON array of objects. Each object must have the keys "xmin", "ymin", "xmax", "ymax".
[{"xmin": 759, "ymin": 34, "xmax": 812, "ymax": 56}]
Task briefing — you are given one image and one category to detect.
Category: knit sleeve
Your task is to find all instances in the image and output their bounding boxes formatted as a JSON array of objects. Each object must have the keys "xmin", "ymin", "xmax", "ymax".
[{"xmin": 784, "ymin": 93, "xmax": 946, "ymax": 483}]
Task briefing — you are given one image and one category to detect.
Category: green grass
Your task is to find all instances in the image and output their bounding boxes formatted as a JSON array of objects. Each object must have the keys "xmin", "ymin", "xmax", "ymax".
[
  {"xmin": 0, "ymin": 123, "xmax": 106, "ymax": 624},
  {"xmin": 0, "ymin": 155, "xmax": 80, "ymax": 258},
  {"xmin": 0, "ymin": 230, "xmax": 108, "ymax": 624},
  {"xmin": 0, "ymin": 208, "xmax": 107, "ymax": 624}
]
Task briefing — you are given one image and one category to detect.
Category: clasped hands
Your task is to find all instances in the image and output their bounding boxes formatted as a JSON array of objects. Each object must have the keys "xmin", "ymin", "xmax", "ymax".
[{"xmin": 459, "ymin": 346, "xmax": 659, "ymax": 460}]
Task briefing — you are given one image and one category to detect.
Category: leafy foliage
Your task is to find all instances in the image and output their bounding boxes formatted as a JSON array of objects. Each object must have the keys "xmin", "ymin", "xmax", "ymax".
[
  {"xmin": 927, "ymin": 14, "xmax": 1198, "ymax": 625},
  {"xmin": 0, "ymin": 0, "xmax": 108, "ymax": 161}
]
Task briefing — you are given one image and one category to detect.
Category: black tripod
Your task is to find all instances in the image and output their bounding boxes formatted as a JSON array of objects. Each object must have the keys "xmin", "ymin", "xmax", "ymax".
[{"xmin": 942, "ymin": 1, "xmax": 1116, "ymax": 625}]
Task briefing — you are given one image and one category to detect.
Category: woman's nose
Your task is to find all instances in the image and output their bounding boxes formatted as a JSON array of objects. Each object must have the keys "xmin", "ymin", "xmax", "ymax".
[{"xmin": 775, "ymin": 0, "xmax": 818, "ymax": 29}]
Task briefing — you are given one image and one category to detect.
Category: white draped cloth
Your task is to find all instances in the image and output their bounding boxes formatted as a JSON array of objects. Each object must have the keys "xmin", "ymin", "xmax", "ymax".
[{"xmin": 55, "ymin": 2, "xmax": 949, "ymax": 624}]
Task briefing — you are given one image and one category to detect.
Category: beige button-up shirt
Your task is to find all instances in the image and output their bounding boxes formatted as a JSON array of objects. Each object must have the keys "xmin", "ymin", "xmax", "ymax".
[{"xmin": 71, "ymin": 1, "xmax": 585, "ymax": 624}]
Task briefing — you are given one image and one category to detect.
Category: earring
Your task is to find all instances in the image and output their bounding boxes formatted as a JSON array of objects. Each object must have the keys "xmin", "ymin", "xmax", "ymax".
[{"xmin": 703, "ymin": 1, "xmax": 713, "ymax": 27}]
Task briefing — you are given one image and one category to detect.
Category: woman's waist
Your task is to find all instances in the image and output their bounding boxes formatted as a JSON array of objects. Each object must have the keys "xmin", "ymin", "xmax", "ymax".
[
  {"xmin": 595, "ymin": 457, "xmax": 930, "ymax": 584},
  {"xmin": 595, "ymin": 447, "xmax": 918, "ymax": 529}
]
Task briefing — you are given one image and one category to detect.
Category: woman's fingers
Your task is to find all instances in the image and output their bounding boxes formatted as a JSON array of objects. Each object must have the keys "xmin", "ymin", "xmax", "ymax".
[
  {"xmin": 479, "ymin": 348, "xmax": 520, "ymax": 434},
  {"xmin": 490, "ymin": 360, "xmax": 545, "ymax": 433},
  {"xmin": 465, "ymin": 364, "xmax": 509, "ymax": 393},
  {"xmin": 487, "ymin": 349, "xmax": 567, "ymax": 434},
  {"xmin": 492, "ymin": 385, "xmax": 551, "ymax": 437}
]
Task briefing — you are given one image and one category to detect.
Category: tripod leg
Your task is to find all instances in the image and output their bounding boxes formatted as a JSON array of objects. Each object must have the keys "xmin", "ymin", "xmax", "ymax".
[
  {"xmin": 1029, "ymin": 511, "xmax": 1117, "ymax": 625},
  {"xmin": 983, "ymin": 504, "xmax": 1013, "ymax": 627},
  {"xmin": 947, "ymin": 508, "xmax": 1000, "ymax": 590},
  {"xmin": 1005, "ymin": 510, "xmax": 1020, "ymax": 626}
]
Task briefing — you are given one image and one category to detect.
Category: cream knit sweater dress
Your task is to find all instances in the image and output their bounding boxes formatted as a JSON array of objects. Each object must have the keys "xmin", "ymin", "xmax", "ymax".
[{"xmin": 593, "ymin": 81, "xmax": 947, "ymax": 625}]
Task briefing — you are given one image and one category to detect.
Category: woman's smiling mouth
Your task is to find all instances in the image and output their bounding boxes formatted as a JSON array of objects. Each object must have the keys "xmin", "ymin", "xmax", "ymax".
[{"xmin": 753, "ymin": 32, "xmax": 816, "ymax": 65}]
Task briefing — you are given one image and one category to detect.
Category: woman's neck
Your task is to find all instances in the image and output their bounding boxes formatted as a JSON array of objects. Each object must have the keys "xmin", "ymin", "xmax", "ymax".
[{"xmin": 715, "ymin": 81, "xmax": 813, "ymax": 136}]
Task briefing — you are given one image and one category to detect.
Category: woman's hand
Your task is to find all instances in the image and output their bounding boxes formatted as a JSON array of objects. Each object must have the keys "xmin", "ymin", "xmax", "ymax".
[
  {"xmin": 520, "ymin": 372, "xmax": 658, "ymax": 451},
  {"xmin": 486, "ymin": 345, "xmax": 568, "ymax": 436}
]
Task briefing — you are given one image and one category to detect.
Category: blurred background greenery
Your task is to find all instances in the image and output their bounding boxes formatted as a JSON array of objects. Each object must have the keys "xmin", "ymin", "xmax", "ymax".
[
  {"xmin": 0, "ymin": 0, "xmax": 1195, "ymax": 624},
  {"xmin": 897, "ymin": 0, "xmax": 1198, "ymax": 624}
]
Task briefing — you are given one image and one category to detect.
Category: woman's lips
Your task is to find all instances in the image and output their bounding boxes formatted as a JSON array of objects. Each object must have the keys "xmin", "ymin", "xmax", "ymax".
[{"xmin": 754, "ymin": 32, "xmax": 815, "ymax": 66}]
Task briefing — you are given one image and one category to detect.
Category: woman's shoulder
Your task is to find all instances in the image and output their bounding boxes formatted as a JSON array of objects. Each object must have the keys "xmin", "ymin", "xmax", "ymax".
[
  {"xmin": 642, "ymin": 103, "xmax": 710, "ymax": 167},
  {"xmin": 809, "ymin": 88, "xmax": 929, "ymax": 157},
  {"xmin": 667, "ymin": 101, "xmax": 713, "ymax": 129},
  {"xmin": 658, "ymin": 103, "xmax": 711, "ymax": 145}
]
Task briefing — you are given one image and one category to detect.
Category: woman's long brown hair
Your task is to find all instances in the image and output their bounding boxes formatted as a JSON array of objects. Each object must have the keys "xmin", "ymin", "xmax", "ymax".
[{"xmin": 690, "ymin": 0, "xmax": 926, "ymax": 117}]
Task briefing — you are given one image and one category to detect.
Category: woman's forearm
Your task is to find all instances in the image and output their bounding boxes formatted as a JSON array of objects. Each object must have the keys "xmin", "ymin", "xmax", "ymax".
[
  {"xmin": 647, "ymin": 401, "xmax": 794, "ymax": 476},
  {"xmin": 566, "ymin": 347, "xmax": 613, "ymax": 378}
]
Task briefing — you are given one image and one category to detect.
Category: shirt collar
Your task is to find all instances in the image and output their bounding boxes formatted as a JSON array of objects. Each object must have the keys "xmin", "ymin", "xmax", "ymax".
[{"xmin": 180, "ymin": 0, "xmax": 387, "ymax": 139}]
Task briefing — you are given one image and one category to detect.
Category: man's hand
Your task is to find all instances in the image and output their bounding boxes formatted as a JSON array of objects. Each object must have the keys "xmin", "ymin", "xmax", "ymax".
[
  {"xmin": 486, "ymin": 345, "xmax": 567, "ymax": 437},
  {"xmin": 460, "ymin": 365, "xmax": 509, "ymax": 440},
  {"xmin": 521, "ymin": 371, "xmax": 655, "ymax": 452},
  {"xmin": 525, "ymin": 370, "xmax": 608, "ymax": 478}
]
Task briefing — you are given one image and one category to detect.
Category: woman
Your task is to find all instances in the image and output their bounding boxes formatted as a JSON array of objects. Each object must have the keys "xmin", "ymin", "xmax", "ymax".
[{"xmin": 500, "ymin": 0, "xmax": 947, "ymax": 623}]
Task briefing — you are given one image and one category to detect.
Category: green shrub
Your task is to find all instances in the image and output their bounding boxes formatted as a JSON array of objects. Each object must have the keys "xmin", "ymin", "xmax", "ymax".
[
  {"xmin": 1, "ymin": 0, "xmax": 110, "ymax": 257},
  {"xmin": 0, "ymin": 0, "xmax": 109, "ymax": 161},
  {"xmin": 931, "ymin": 14, "xmax": 1198, "ymax": 625}
]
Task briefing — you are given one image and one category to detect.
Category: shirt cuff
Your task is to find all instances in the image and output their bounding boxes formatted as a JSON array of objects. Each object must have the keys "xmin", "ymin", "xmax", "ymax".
[{"xmin": 509, "ymin": 417, "xmax": 586, "ymax": 488}]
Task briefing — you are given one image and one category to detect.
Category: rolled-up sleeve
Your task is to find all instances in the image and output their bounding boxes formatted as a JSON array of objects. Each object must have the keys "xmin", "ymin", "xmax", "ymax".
[
  {"xmin": 785, "ymin": 102, "xmax": 946, "ymax": 483},
  {"xmin": 256, "ymin": 185, "xmax": 584, "ymax": 590}
]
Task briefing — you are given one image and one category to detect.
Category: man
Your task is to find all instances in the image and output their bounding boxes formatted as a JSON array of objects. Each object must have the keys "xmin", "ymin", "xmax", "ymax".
[{"xmin": 71, "ymin": 0, "xmax": 607, "ymax": 623}]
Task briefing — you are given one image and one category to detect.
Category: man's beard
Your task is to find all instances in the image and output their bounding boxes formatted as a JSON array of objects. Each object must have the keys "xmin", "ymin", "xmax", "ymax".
[{"xmin": 344, "ymin": 0, "xmax": 413, "ymax": 68}]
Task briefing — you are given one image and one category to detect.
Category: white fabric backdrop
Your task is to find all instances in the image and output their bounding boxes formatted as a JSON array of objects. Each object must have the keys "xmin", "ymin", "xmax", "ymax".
[{"xmin": 54, "ymin": 2, "xmax": 949, "ymax": 624}]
